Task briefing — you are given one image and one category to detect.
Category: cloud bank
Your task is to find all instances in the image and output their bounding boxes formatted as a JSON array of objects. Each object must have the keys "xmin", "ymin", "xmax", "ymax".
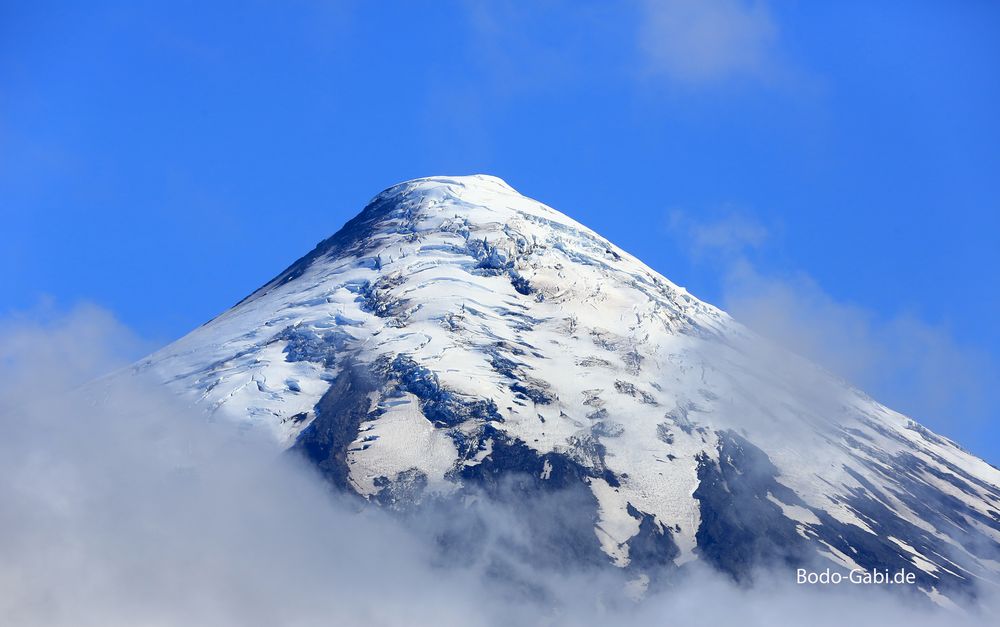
[
  {"xmin": 0, "ymin": 305, "xmax": 996, "ymax": 625},
  {"xmin": 0, "ymin": 308, "xmax": 493, "ymax": 626}
]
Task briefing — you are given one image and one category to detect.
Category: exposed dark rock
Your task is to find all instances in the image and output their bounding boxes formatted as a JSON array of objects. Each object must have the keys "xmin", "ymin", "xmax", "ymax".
[
  {"xmin": 378, "ymin": 354, "xmax": 503, "ymax": 427},
  {"xmin": 291, "ymin": 364, "xmax": 376, "ymax": 491},
  {"xmin": 373, "ymin": 468, "xmax": 429, "ymax": 510},
  {"xmin": 456, "ymin": 425, "xmax": 609, "ymax": 569},
  {"xmin": 693, "ymin": 430, "xmax": 810, "ymax": 583},
  {"xmin": 488, "ymin": 348, "xmax": 555, "ymax": 404},
  {"xmin": 357, "ymin": 273, "xmax": 408, "ymax": 320},
  {"xmin": 656, "ymin": 423, "xmax": 674, "ymax": 445},
  {"xmin": 626, "ymin": 504, "xmax": 680, "ymax": 580},
  {"xmin": 592, "ymin": 421, "xmax": 625, "ymax": 438},
  {"xmin": 465, "ymin": 237, "xmax": 534, "ymax": 295},
  {"xmin": 276, "ymin": 325, "xmax": 352, "ymax": 368}
]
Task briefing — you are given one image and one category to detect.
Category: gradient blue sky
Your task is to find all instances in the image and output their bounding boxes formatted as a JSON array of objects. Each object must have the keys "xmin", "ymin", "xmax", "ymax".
[{"xmin": 2, "ymin": 1, "xmax": 998, "ymax": 459}]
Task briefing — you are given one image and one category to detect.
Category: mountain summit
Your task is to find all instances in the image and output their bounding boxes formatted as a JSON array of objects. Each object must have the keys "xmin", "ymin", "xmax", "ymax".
[{"xmin": 138, "ymin": 175, "xmax": 1000, "ymax": 603}]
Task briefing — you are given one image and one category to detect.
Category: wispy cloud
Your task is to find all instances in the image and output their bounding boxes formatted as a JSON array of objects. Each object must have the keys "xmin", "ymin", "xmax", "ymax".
[
  {"xmin": 724, "ymin": 265, "xmax": 998, "ymax": 443},
  {"xmin": 668, "ymin": 208, "xmax": 771, "ymax": 258},
  {"xmin": 667, "ymin": 210, "xmax": 1000, "ymax": 458},
  {"xmin": 638, "ymin": 0, "xmax": 778, "ymax": 85}
]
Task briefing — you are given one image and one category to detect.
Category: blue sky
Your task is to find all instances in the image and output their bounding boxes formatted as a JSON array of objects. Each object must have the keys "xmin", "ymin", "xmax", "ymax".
[{"xmin": 2, "ymin": 1, "xmax": 998, "ymax": 459}]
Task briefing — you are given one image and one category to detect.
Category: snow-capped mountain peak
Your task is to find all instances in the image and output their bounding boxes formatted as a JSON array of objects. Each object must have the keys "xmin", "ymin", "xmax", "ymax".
[{"xmin": 138, "ymin": 175, "xmax": 1000, "ymax": 603}]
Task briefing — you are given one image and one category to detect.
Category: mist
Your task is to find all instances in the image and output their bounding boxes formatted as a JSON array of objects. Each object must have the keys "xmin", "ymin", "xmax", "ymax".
[
  {"xmin": 667, "ymin": 209, "xmax": 1000, "ymax": 463},
  {"xmin": 0, "ymin": 305, "xmax": 996, "ymax": 626}
]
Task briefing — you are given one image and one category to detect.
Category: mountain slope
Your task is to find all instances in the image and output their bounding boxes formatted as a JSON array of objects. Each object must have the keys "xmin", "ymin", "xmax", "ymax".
[{"xmin": 136, "ymin": 175, "xmax": 1000, "ymax": 603}]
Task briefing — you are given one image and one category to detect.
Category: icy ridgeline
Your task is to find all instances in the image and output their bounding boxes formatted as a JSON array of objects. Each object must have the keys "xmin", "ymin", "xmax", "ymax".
[{"xmin": 137, "ymin": 175, "xmax": 1000, "ymax": 603}]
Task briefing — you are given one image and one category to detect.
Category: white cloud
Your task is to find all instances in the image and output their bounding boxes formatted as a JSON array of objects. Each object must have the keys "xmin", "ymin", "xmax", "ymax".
[
  {"xmin": 1, "ymin": 305, "xmax": 996, "ymax": 625},
  {"xmin": 668, "ymin": 211, "xmax": 999, "ymax": 452},
  {"xmin": 639, "ymin": 0, "xmax": 778, "ymax": 84},
  {"xmin": 668, "ymin": 208, "xmax": 771, "ymax": 258},
  {"xmin": 0, "ymin": 308, "xmax": 490, "ymax": 627},
  {"xmin": 0, "ymin": 302, "xmax": 150, "ymax": 396},
  {"xmin": 724, "ymin": 263, "xmax": 997, "ymax": 438}
]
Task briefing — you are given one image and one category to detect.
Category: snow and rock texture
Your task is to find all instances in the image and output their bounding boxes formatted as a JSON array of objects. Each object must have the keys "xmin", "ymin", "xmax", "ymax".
[{"xmin": 137, "ymin": 174, "xmax": 1000, "ymax": 603}]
